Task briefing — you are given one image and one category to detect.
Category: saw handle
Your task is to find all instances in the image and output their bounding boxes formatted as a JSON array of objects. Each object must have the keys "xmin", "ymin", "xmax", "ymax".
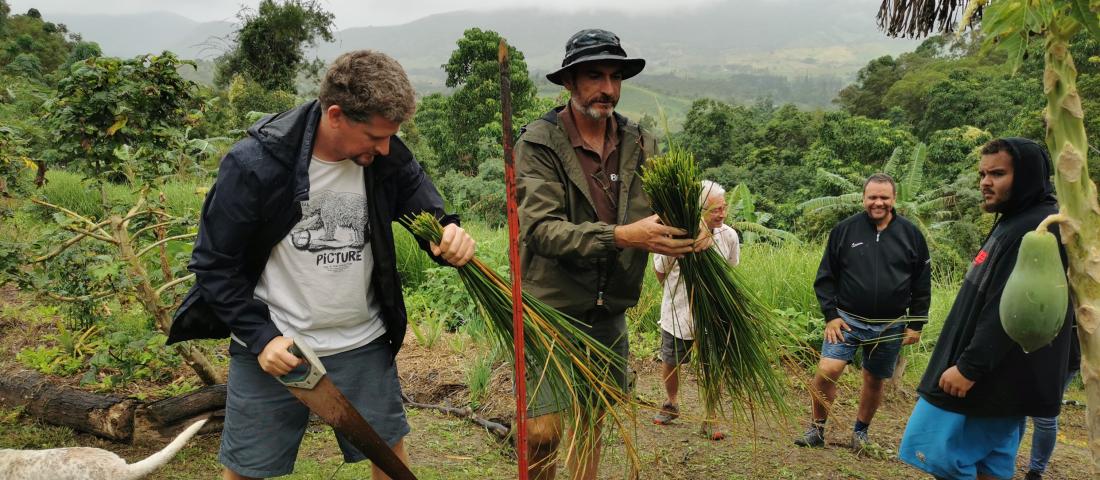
[{"xmin": 277, "ymin": 340, "xmax": 326, "ymax": 389}]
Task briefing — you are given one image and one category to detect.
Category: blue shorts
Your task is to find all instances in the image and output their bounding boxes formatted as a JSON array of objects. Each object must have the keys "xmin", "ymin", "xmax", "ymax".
[
  {"xmin": 900, "ymin": 398, "xmax": 1026, "ymax": 480},
  {"xmin": 820, "ymin": 311, "xmax": 905, "ymax": 379},
  {"xmin": 219, "ymin": 338, "xmax": 410, "ymax": 478}
]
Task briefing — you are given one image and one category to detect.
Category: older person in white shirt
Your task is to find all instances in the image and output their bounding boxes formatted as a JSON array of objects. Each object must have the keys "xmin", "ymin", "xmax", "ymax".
[{"xmin": 651, "ymin": 180, "xmax": 740, "ymax": 440}]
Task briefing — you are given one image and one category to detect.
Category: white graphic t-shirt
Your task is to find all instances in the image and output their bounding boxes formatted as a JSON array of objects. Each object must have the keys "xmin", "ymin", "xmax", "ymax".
[
  {"xmin": 653, "ymin": 224, "xmax": 740, "ymax": 340},
  {"xmin": 252, "ymin": 156, "xmax": 385, "ymax": 356}
]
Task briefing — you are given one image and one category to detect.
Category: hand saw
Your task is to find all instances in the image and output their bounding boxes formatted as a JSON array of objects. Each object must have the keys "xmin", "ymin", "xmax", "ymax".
[{"xmin": 278, "ymin": 340, "xmax": 417, "ymax": 480}]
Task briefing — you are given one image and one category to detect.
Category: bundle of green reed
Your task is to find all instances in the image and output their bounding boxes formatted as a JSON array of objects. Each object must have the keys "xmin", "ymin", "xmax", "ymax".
[
  {"xmin": 641, "ymin": 148, "xmax": 793, "ymax": 422},
  {"xmin": 403, "ymin": 212, "xmax": 638, "ymax": 467}
]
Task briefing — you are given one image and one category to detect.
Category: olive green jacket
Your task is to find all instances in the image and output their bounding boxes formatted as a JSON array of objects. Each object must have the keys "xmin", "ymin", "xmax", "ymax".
[{"xmin": 515, "ymin": 107, "xmax": 657, "ymax": 317}]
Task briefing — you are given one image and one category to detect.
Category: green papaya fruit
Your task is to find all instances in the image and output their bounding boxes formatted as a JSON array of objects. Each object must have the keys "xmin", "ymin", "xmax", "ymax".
[{"xmin": 999, "ymin": 229, "xmax": 1069, "ymax": 353}]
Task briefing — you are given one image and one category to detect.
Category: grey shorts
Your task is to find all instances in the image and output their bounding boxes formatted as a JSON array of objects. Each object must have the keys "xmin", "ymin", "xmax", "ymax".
[
  {"xmin": 219, "ymin": 338, "xmax": 410, "ymax": 478},
  {"xmin": 660, "ymin": 329, "xmax": 693, "ymax": 365},
  {"xmin": 527, "ymin": 310, "xmax": 630, "ymax": 418}
]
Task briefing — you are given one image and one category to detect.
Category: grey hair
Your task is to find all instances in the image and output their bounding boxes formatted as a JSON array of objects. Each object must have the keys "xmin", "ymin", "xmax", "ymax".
[{"xmin": 700, "ymin": 180, "xmax": 726, "ymax": 205}]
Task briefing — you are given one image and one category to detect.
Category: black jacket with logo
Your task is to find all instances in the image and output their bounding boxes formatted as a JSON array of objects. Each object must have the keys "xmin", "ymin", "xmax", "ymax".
[
  {"xmin": 917, "ymin": 138, "xmax": 1073, "ymax": 418},
  {"xmin": 166, "ymin": 100, "xmax": 458, "ymax": 357},
  {"xmin": 814, "ymin": 212, "xmax": 931, "ymax": 330}
]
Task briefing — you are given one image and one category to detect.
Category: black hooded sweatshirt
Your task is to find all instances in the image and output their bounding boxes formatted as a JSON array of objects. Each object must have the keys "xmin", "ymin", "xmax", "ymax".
[{"xmin": 917, "ymin": 138, "xmax": 1074, "ymax": 418}]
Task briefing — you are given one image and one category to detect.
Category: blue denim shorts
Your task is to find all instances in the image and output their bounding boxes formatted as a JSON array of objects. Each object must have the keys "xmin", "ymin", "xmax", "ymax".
[
  {"xmin": 219, "ymin": 338, "xmax": 410, "ymax": 478},
  {"xmin": 820, "ymin": 311, "xmax": 905, "ymax": 379},
  {"xmin": 900, "ymin": 397, "xmax": 1026, "ymax": 480}
]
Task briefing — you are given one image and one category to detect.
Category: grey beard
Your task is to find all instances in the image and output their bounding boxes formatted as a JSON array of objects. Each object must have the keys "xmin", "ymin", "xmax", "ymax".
[{"xmin": 571, "ymin": 97, "xmax": 614, "ymax": 120}]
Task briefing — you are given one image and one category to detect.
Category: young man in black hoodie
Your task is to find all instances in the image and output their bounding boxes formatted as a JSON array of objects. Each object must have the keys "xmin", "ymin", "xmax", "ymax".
[{"xmin": 899, "ymin": 138, "xmax": 1074, "ymax": 480}]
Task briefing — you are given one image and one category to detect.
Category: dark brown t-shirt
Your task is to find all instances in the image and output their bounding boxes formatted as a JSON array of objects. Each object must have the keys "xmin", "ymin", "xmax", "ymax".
[{"xmin": 558, "ymin": 105, "xmax": 620, "ymax": 224}]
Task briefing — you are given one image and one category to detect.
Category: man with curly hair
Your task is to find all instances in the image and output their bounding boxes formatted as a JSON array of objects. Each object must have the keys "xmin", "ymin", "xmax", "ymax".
[{"xmin": 170, "ymin": 50, "xmax": 475, "ymax": 479}]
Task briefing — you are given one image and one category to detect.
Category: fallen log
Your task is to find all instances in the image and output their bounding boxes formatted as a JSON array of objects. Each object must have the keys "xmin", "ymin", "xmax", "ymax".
[
  {"xmin": 132, "ymin": 384, "xmax": 227, "ymax": 446},
  {"xmin": 0, "ymin": 368, "xmax": 135, "ymax": 441},
  {"xmin": 0, "ymin": 367, "xmax": 227, "ymax": 444},
  {"xmin": 140, "ymin": 384, "xmax": 226, "ymax": 426}
]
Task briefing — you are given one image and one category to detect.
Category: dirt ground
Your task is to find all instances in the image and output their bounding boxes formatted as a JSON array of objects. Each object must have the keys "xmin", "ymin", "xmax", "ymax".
[
  {"xmin": 0, "ymin": 285, "xmax": 1093, "ymax": 479},
  {"xmin": 397, "ymin": 338, "xmax": 1093, "ymax": 480}
]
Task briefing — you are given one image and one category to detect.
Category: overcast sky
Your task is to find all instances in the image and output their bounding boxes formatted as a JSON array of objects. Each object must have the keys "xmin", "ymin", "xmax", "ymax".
[{"xmin": 9, "ymin": 0, "xmax": 729, "ymax": 28}]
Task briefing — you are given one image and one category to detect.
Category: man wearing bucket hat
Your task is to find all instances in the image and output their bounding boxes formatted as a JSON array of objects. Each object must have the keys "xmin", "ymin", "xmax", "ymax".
[{"xmin": 515, "ymin": 29, "xmax": 703, "ymax": 480}]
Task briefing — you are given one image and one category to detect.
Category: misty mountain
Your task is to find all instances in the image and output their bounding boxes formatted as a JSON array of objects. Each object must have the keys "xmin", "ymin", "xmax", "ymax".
[
  {"xmin": 49, "ymin": 11, "xmax": 234, "ymax": 60},
  {"xmin": 47, "ymin": 1, "xmax": 919, "ymax": 106}
]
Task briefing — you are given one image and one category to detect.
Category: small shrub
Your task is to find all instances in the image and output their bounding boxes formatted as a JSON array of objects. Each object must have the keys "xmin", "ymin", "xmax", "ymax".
[
  {"xmin": 465, "ymin": 350, "xmax": 497, "ymax": 410},
  {"xmin": 226, "ymin": 75, "xmax": 298, "ymax": 129},
  {"xmin": 413, "ymin": 266, "xmax": 478, "ymax": 332},
  {"xmin": 435, "ymin": 159, "xmax": 507, "ymax": 227},
  {"xmin": 407, "ymin": 299, "xmax": 445, "ymax": 349},
  {"xmin": 16, "ymin": 305, "xmax": 182, "ymax": 390},
  {"xmin": 17, "ymin": 345, "xmax": 84, "ymax": 376}
]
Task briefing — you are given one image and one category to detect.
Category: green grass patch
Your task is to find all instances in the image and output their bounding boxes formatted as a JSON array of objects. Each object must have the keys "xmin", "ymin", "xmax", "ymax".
[
  {"xmin": 154, "ymin": 179, "xmax": 208, "ymax": 218},
  {"xmin": 36, "ymin": 169, "xmax": 137, "ymax": 220}
]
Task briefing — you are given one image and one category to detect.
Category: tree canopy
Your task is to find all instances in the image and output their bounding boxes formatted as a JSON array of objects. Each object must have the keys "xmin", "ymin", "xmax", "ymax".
[
  {"xmin": 214, "ymin": 0, "xmax": 334, "ymax": 93},
  {"xmin": 414, "ymin": 28, "xmax": 542, "ymax": 176}
]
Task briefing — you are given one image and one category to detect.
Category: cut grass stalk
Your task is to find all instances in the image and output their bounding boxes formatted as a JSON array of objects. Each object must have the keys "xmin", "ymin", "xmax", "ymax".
[
  {"xmin": 641, "ymin": 147, "xmax": 795, "ymax": 423},
  {"xmin": 404, "ymin": 213, "xmax": 638, "ymax": 471}
]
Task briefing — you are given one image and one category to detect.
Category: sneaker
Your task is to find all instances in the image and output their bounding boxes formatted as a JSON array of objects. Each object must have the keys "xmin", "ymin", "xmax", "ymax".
[
  {"xmin": 700, "ymin": 420, "xmax": 726, "ymax": 441},
  {"xmin": 794, "ymin": 425, "xmax": 825, "ymax": 447},
  {"xmin": 1025, "ymin": 470, "xmax": 1043, "ymax": 480},
  {"xmin": 653, "ymin": 403, "xmax": 679, "ymax": 425},
  {"xmin": 851, "ymin": 429, "xmax": 870, "ymax": 452}
]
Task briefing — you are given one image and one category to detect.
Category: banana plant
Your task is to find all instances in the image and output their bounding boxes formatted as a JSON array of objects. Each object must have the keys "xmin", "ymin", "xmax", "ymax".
[
  {"xmin": 725, "ymin": 183, "xmax": 799, "ymax": 244},
  {"xmin": 799, "ymin": 143, "xmax": 962, "ymax": 233},
  {"xmin": 877, "ymin": 0, "xmax": 1100, "ymax": 471}
]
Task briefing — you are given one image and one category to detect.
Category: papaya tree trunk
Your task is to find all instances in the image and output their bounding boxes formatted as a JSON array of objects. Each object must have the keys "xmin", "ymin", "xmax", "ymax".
[
  {"xmin": 1042, "ymin": 25, "xmax": 1100, "ymax": 474},
  {"xmin": 110, "ymin": 215, "xmax": 223, "ymax": 385}
]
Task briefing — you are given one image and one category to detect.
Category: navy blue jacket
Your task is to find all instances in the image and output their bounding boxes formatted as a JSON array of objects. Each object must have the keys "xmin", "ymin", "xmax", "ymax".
[
  {"xmin": 814, "ymin": 211, "xmax": 932, "ymax": 330},
  {"xmin": 167, "ymin": 100, "xmax": 457, "ymax": 357}
]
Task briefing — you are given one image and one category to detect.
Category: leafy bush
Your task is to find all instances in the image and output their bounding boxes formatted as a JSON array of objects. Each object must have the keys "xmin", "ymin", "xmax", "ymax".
[
  {"xmin": 0, "ymin": 125, "xmax": 33, "ymax": 196},
  {"xmin": 17, "ymin": 306, "xmax": 182, "ymax": 390},
  {"xmin": 4, "ymin": 52, "xmax": 40, "ymax": 78},
  {"xmin": 17, "ymin": 344, "xmax": 84, "ymax": 376},
  {"xmin": 226, "ymin": 75, "xmax": 298, "ymax": 129},
  {"xmin": 409, "ymin": 266, "xmax": 479, "ymax": 332},
  {"xmin": 46, "ymin": 52, "xmax": 201, "ymax": 184},
  {"xmin": 435, "ymin": 159, "xmax": 506, "ymax": 227},
  {"xmin": 87, "ymin": 327, "xmax": 178, "ymax": 390}
]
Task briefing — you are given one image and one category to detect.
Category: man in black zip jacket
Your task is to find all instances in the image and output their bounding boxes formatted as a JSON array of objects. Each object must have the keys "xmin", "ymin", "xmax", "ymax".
[
  {"xmin": 899, "ymin": 138, "xmax": 1074, "ymax": 480},
  {"xmin": 795, "ymin": 173, "xmax": 931, "ymax": 451},
  {"xmin": 167, "ymin": 51, "xmax": 475, "ymax": 479}
]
